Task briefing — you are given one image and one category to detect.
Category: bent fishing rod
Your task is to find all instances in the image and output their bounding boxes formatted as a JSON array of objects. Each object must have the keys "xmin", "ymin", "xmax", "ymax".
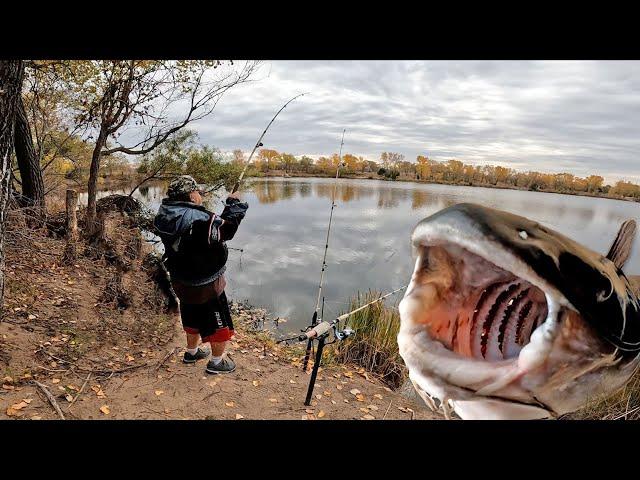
[
  {"xmin": 302, "ymin": 128, "xmax": 347, "ymax": 372},
  {"xmin": 231, "ymin": 92, "xmax": 309, "ymax": 194},
  {"xmin": 282, "ymin": 285, "xmax": 406, "ymax": 405}
]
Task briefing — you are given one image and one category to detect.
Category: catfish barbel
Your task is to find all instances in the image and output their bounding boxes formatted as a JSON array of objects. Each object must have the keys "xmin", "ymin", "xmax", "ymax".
[{"xmin": 398, "ymin": 203, "xmax": 639, "ymax": 420}]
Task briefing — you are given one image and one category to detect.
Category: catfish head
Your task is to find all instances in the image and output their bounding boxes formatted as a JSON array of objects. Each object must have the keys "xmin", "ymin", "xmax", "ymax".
[{"xmin": 398, "ymin": 203, "xmax": 640, "ymax": 419}]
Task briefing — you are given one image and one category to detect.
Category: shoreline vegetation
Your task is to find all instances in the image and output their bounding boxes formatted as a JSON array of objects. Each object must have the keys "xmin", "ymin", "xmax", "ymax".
[{"xmin": 254, "ymin": 169, "xmax": 640, "ymax": 204}]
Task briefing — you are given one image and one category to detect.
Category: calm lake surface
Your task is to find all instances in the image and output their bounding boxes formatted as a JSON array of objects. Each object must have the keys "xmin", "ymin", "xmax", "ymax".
[{"xmin": 83, "ymin": 178, "xmax": 640, "ymax": 333}]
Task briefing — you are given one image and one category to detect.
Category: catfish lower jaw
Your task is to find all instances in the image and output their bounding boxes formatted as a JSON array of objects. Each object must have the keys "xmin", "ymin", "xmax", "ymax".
[{"xmin": 403, "ymin": 242, "xmax": 558, "ymax": 363}]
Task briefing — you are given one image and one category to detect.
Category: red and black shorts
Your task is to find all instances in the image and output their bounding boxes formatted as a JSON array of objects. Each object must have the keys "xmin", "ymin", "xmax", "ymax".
[{"xmin": 172, "ymin": 279, "xmax": 235, "ymax": 343}]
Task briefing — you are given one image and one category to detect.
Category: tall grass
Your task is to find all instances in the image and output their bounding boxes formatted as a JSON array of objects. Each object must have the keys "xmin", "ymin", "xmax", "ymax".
[
  {"xmin": 565, "ymin": 371, "xmax": 640, "ymax": 420},
  {"xmin": 330, "ymin": 290, "xmax": 407, "ymax": 388}
]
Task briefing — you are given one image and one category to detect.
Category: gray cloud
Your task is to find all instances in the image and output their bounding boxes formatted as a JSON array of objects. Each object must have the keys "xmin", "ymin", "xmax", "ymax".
[{"xmin": 184, "ymin": 61, "xmax": 640, "ymax": 184}]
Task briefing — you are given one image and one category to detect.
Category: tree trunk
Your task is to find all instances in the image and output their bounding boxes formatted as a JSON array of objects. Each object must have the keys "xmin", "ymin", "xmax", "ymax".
[
  {"xmin": 0, "ymin": 60, "xmax": 24, "ymax": 306},
  {"xmin": 13, "ymin": 94, "xmax": 45, "ymax": 215},
  {"xmin": 85, "ymin": 127, "xmax": 107, "ymax": 235}
]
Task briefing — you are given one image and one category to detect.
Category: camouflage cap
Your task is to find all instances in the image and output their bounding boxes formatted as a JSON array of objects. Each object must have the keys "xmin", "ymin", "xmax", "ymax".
[{"xmin": 167, "ymin": 175, "xmax": 211, "ymax": 198}]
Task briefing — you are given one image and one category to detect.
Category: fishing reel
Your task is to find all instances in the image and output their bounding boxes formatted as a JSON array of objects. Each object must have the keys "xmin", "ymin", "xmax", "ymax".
[
  {"xmin": 298, "ymin": 319, "xmax": 354, "ymax": 344},
  {"xmin": 334, "ymin": 325, "xmax": 354, "ymax": 341}
]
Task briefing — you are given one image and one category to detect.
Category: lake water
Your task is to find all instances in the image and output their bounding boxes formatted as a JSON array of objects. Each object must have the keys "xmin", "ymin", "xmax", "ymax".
[{"xmin": 83, "ymin": 178, "xmax": 640, "ymax": 333}]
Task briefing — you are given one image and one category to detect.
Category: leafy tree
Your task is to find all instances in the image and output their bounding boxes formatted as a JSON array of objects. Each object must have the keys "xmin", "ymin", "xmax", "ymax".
[
  {"xmin": 299, "ymin": 155, "xmax": 313, "ymax": 173},
  {"xmin": 585, "ymin": 175, "xmax": 604, "ymax": 193},
  {"xmin": 185, "ymin": 146, "xmax": 242, "ymax": 191},
  {"xmin": 232, "ymin": 149, "xmax": 245, "ymax": 166},
  {"xmin": 257, "ymin": 149, "xmax": 280, "ymax": 171},
  {"xmin": 280, "ymin": 152, "xmax": 298, "ymax": 172},
  {"xmin": 46, "ymin": 60, "xmax": 259, "ymax": 233}
]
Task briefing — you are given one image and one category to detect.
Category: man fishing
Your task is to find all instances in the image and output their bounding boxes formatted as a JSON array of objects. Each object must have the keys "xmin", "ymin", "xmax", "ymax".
[{"xmin": 153, "ymin": 175, "xmax": 248, "ymax": 374}]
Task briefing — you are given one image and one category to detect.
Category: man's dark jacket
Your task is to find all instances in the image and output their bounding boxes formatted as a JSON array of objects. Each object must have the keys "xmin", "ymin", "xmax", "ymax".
[{"xmin": 153, "ymin": 197, "xmax": 248, "ymax": 286}]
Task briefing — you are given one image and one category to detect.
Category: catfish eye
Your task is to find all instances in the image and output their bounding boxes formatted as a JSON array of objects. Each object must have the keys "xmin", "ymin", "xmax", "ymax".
[{"xmin": 518, "ymin": 230, "xmax": 529, "ymax": 240}]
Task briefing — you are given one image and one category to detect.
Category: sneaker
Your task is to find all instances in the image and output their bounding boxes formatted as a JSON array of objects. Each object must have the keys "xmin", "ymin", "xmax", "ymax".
[
  {"xmin": 205, "ymin": 356, "xmax": 236, "ymax": 374},
  {"xmin": 183, "ymin": 347, "xmax": 210, "ymax": 364}
]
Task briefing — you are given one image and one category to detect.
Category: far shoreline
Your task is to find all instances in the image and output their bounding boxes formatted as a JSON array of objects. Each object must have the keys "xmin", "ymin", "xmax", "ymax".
[{"xmin": 253, "ymin": 171, "xmax": 640, "ymax": 204}]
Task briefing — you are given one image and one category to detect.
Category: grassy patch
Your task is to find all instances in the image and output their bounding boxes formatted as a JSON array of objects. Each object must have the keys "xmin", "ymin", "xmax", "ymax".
[
  {"xmin": 329, "ymin": 291, "xmax": 407, "ymax": 389},
  {"xmin": 564, "ymin": 371, "xmax": 640, "ymax": 420}
]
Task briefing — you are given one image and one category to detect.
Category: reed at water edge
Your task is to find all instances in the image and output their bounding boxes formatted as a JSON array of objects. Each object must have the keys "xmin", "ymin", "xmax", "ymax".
[{"xmin": 328, "ymin": 290, "xmax": 407, "ymax": 389}]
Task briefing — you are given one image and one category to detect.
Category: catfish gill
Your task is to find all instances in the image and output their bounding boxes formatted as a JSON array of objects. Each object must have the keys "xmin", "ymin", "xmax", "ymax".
[{"xmin": 398, "ymin": 203, "xmax": 640, "ymax": 420}]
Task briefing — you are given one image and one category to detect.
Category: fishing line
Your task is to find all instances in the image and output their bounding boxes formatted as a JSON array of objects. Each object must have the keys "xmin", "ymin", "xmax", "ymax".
[
  {"xmin": 313, "ymin": 128, "xmax": 346, "ymax": 318},
  {"xmin": 302, "ymin": 129, "xmax": 346, "ymax": 371}
]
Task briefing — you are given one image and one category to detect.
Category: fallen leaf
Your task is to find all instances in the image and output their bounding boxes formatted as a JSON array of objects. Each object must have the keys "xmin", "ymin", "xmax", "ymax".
[
  {"xmin": 252, "ymin": 380, "xmax": 259, "ymax": 387},
  {"xmin": 27, "ymin": 314, "xmax": 36, "ymax": 320},
  {"xmin": 155, "ymin": 390, "xmax": 164, "ymax": 396},
  {"xmin": 336, "ymin": 385, "xmax": 343, "ymax": 391},
  {"xmin": 289, "ymin": 379, "xmax": 296, "ymax": 384},
  {"xmin": 235, "ymin": 414, "xmax": 244, "ymax": 420},
  {"xmin": 349, "ymin": 388, "xmax": 361, "ymax": 396},
  {"xmin": 30, "ymin": 416, "xmax": 42, "ymax": 420},
  {"xmin": 356, "ymin": 394, "xmax": 365, "ymax": 402},
  {"xmin": 323, "ymin": 390, "xmax": 332, "ymax": 397},
  {"xmin": 360, "ymin": 408, "xmax": 370, "ymax": 413},
  {"xmin": 209, "ymin": 381, "xmax": 217, "ymax": 387},
  {"xmin": 52, "ymin": 378, "xmax": 61, "ymax": 384},
  {"xmin": 2, "ymin": 384, "xmax": 15, "ymax": 391},
  {"xmin": 374, "ymin": 394, "xmax": 383, "ymax": 400},
  {"xmin": 225, "ymin": 401, "xmax": 235, "ymax": 407},
  {"xmin": 126, "ymin": 355, "xmax": 134, "ymax": 362},
  {"xmin": 315, "ymin": 394, "xmax": 322, "ymax": 400},
  {"xmin": 10, "ymin": 401, "xmax": 29, "ymax": 410},
  {"xmin": 318, "ymin": 410, "xmax": 326, "ymax": 418},
  {"xmin": 65, "ymin": 394, "xmax": 74, "ymax": 402},
  {"xmin": 305, "ymin": 408, "xmax": 315, "ymax": 414},
  {"xmin": 362, "ymin": 415, "xmax": 375, "ymax": 420},
  {"xmin": 6, "ymin": 408, "xmax": 23, "ymax": 417},
  {"xmin": 100, "ymin": 405, "xmax": 110, "ymax": 415},
  {"xmin": 367, "ymin": 405, "xmax": 380, "ymax": 411},
  {"xmin": 331, "ymin": 400, "xmax": 337, "ymax": 405},
  {"xmin": 2, "ymin": 376, "xmax": 13, "ymax": 384}
]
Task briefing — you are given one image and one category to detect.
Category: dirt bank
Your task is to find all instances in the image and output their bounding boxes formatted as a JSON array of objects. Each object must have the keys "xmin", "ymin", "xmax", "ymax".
[{"xmin": 0, "ymin": 209, "xmax": 437, "ymax": 421}]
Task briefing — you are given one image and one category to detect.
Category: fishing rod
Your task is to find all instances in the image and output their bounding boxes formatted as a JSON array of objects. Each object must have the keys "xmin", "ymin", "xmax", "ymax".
[
  {"xmin": 231, "ymin": 92, "xmax": 309, "ymax": 194},
  {"xmin": 294, "ymin": 285, "xmax": 406, "ymax": 405},
  {"xmin": 302, "ymin": 129, "xmax": 347, "ymax": 372}
]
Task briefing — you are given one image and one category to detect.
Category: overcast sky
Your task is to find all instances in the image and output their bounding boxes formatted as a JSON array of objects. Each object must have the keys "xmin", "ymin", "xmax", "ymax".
[{"xmin": 188, "ymin": 61, "xmax": 640, "ymax": 184}]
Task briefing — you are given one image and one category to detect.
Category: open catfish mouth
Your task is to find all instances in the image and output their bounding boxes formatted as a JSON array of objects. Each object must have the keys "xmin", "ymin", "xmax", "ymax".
[{"xmin": 404, "ymin": 242, "xmax": 552, "ymax": 362}]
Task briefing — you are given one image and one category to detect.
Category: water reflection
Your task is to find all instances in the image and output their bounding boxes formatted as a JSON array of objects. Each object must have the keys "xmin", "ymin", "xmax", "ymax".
[{"xmin": 87, "ymin": 177, "xmax": 640, "ymax": 332}]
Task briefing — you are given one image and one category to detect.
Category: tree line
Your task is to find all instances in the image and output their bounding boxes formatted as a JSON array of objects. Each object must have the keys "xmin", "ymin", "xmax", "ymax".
[{"xmin": 247, "ymin": 149, "xmax": 640, "ymax": 200}]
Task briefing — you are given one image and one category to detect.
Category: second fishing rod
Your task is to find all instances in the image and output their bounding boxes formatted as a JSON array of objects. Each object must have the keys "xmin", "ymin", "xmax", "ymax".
[{"xmin": 302, "ymin": 128, "xmax": 347, "ymax": 372}]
